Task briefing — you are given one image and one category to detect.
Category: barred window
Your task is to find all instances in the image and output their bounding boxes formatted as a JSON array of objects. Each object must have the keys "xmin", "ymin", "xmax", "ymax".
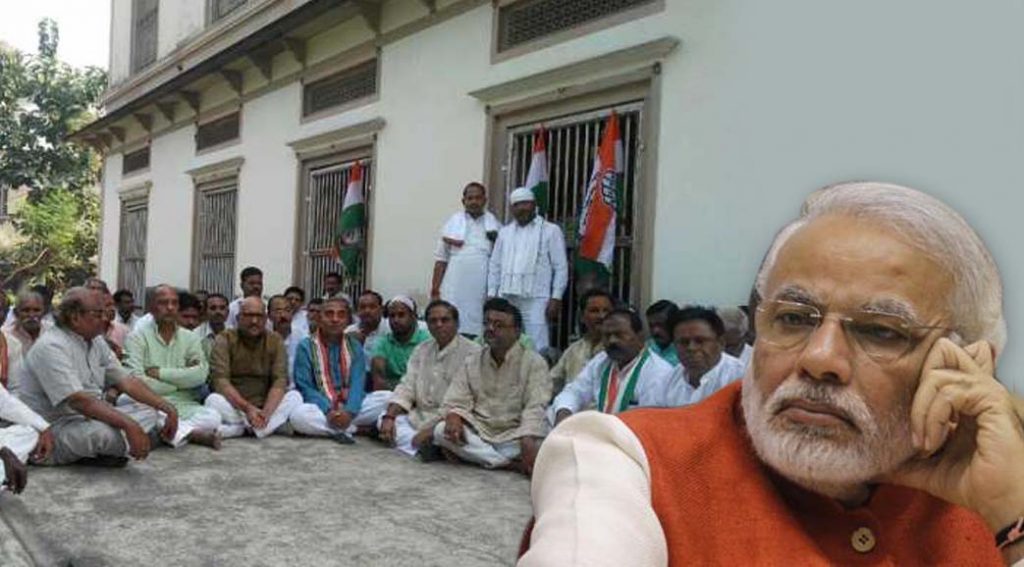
[
  {"xmin": 192, "ymin": 180, "xmax": 238, "ymax": 297},
  {"xmin": 196, "ymin": 112, "xmax": 241, "ymax": 152},
  {"xmin": 299, "ymin": 157, "xmax": 373, "ymax": 300},
  {"xmin": 302, "ymin": 60, "xmax": 378, "ymax": 117},
  {"xmin": 118, "ymin": 198, "xmax": 149, "ymax": 306},
  {"xmin": 504, "ymin": 102, "xmax": 644, "ymax": 348},
  {"xmin": 497, "ymin": 0, "xmax": 657, "ymax": 52},
  {"xmin": 131, "ymin": 0, "xmax": 159, "ymax": 73},
  {"xmin": 208, "ymin": 0, "xmax": 248, "ymax": 23},
  {"xmin": 122, "ymin": 146, "xmax": 151, "ymax": 175}
]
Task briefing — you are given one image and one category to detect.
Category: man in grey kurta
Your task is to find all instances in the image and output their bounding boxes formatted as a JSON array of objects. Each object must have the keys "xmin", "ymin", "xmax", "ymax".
[
  {"xmin": 434, "ymin": 298, "xmax": 551, "ymax": 474},
  {"xmin": 19, "ymin": 288, "xmax": 178, "ymax": 466},
  {"xmin": 379, "ymin": 300, "xmax": 481, "ymax": 456}
]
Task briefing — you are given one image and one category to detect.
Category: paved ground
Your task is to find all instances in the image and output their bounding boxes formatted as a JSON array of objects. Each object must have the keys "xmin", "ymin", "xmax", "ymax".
[{"xmin": 0, "ymin": 435, "xmax": 533, "ymax": 566}]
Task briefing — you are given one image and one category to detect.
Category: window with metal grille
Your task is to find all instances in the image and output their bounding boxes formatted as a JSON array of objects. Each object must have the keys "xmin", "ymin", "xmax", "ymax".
[
  {"xmin": 118, "ymin": 199, "xmax": 149, "ymax": 308},
  {"xmin": 196, "ymin": 112, "xmax": 240, "ymax": 152},
  {"xmin": 504, "ymin": 102, "xmax": 643, "ymax": 349},
  {"xmin": 497, "ymin": 0, "xmax": 657, "ymax": 52},
  {"xmin": 302, "ymin": 60, "xmax": 378, "ymax": 117},
  {"xmin": 208, "ymin": 0, "xmax": 248, "ymax": 23},
  {"xmin": 122, "ymin": 147, "xmax": 150, "ymax": 175},
  {"xmin": 131, "ymin": 0, "xmax": 159, "ymax": 73},
  {"xmin": 299, "ymin": 158, "xmax": 373, "ymax": 300},
  {"xmin": 192, "ymin": 181, "xmax": 238, "ymax": 297}
]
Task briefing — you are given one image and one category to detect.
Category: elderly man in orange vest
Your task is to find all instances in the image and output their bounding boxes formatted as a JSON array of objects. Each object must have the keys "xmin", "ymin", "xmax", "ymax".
[{"xmin": 521, "ymin": 182, "xmax": 1024, "ymax": 566}]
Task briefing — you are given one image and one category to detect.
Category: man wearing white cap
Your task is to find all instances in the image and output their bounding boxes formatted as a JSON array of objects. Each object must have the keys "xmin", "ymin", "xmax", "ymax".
[
  {"xmin": 430, "ymin": 182, "xmax": 501, "ymax": 338},
  {"xmin": 487, "ymin": 187, "xmax": 568, "ymax": 352}
]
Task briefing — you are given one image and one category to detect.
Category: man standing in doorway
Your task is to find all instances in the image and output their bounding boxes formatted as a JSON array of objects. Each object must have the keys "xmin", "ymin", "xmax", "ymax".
[
  {"xmin": 431, "ymin": 182, "xmax": 501, "ymax": 337},
  {"xmin": 487, "ymin": 187, "xmax": 568, "ymax": 352}
]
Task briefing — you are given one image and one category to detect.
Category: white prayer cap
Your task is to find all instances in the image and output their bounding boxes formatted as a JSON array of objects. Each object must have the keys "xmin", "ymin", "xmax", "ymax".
[
  {"xmin": 386, "ymin": 295, "xmax": 417, "ymax": 315},
  {"xmin": 509, "ymin": 187, "xmax": 535, "ymax": 205}
]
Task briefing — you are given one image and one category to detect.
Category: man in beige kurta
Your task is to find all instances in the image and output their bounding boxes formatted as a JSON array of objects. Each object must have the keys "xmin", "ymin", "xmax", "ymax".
[
  {"xmin": 379, "ymin": 300, "xmax": 480, "ymax": 457},
  {"xmin": 434, "ymin": 298, "xmax": 551, "ymax": 474},
  {"xmin": 548, "ymin": 289, "xmax": 614, "ymax": 398}
]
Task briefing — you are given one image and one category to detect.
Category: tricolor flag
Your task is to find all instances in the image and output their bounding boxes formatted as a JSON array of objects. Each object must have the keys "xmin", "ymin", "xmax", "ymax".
[
  {"xmin": 575, "ymin": 113, "xmax": 622, "ymax": 280},
  {"xmin": 524, "ymin": 128, "xmax": 549, "ymax": 215},
  {"xmin": 334, "ymin": 161, "xmax": 366, "ymax": 276}
]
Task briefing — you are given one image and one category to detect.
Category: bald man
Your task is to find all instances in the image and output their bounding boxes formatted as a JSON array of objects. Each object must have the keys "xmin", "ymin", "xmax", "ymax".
[{"xmin": 205, "ymin": 297, "xmax": 301, "ymax": 439}]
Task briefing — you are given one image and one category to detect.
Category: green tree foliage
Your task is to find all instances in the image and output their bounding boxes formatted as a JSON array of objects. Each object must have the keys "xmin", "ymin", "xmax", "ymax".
[{"xmin": 0, "ymin": 19, "xmax": 107, "ymax": 289}]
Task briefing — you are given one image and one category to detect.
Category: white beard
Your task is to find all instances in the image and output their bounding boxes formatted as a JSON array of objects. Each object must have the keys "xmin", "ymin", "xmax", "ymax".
[{"xmin": 741, "ymin": 371, "xmax": 916, "ymax": 498}]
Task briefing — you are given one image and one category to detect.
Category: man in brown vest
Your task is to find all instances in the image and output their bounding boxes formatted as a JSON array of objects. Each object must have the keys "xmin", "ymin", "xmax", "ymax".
[{"xmin": 521, "ymin": 183, "xmax": 1024, "ymax": 565}]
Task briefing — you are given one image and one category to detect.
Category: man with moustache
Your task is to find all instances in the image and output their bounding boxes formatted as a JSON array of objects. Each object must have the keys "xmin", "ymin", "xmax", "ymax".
[
  {"xmin": 2, "ymin": 290, "xmax": 47, "ymax": 394},
  {"xmin": 549, "ymin": 308, "xmax": 675, "ymax": 426},
  {"xmin": 521, "ymin": 183, "xmax": 1024, "ymax": 566},
  {"xmin": 194, "ymin": 293, "xmax": 229, "ymax": 359},
  {"xmin": 547, "ymin": 288, "xmax": 614, "ymax": 398},
  {"xmin": 663, "ymin": 306, "xmax": 746, "ymax": 407}
]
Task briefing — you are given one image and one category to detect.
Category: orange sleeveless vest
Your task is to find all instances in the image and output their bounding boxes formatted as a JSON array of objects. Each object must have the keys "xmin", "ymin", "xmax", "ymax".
[{"xmin": 619, "ymin": 382, "xmax": 1002, "ymax": 566}]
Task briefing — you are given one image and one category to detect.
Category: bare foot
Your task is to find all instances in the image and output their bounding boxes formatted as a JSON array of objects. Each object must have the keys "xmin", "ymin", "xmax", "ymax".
[{"xmin": 187, "ymin": 430, "xmax": 222, "ymax": 450}]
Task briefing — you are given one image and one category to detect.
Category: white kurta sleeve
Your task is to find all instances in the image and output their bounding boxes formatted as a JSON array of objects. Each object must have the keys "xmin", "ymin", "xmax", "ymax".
[
  {"xmin": 487, "ymin": 230, "xmax": 506, "ymax": 298},
  {"xmin": 433, "ymin": 238, "xmax": 451, "ymax": 263},
  {"xmin": 549, "ymin": 356, "xmax": 601, "ymax": 420},
  {"xmin": 518, "ymin": 412, "xmax": 668, "ymax": 567},
  {"xmin": 546, "ymin": 224, "xmax": 569, "ymax": 300},
  {"xmin": 0, "ymin": 386, "xmax": 49, "ymax": 432}
]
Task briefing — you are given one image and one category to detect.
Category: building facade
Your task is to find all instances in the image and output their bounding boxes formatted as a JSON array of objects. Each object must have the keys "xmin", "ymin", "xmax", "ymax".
[{"xmin": 78, "ymin": 0, "xmax": 1024, "ymax": 389}]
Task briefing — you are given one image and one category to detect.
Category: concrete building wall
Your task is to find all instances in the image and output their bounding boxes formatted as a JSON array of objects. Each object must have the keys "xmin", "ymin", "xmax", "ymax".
[{"xmin": 98, "ymin": 0, "xmax": 1024, "ymax": 390}]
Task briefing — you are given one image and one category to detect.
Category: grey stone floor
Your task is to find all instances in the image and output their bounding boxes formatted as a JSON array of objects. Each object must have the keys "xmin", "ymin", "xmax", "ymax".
[{"xmin": 0, "ymin": 435, "xmax": 532, "ymax": 566}]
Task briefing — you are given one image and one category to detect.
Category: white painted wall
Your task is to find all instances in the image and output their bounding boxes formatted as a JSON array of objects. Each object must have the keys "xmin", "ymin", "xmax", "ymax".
[{"xmin": 100, "ymin": 0, "xmax": 1024, "ymax": 391}]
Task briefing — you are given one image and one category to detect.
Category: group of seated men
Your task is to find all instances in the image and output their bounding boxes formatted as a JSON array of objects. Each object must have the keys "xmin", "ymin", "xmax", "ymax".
[{"xmin": 0, "ymin": 264, "xmax": 751, "ymax": 492}]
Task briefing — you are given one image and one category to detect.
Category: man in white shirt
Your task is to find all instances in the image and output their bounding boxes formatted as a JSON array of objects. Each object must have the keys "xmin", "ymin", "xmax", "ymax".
[
  {"xmin": 664, "ymin": 306, "xmax": 745, "ymax": 406},
  {"xmin": 719, "ymin": 306, "xmax": 754, "ymax": 369},
  {"xmin": 268, "ymin": 294, "xmax": 307, "ymax": 387},
  {"xmin": 549, "ymin": 308, "xmax": 674, "ymax": 426},
  {"xmin": 431, "ymin": 182, "xmax": 501, "ymax": 338},
  {"xmin": 2, "ymin": 290, "xmax": 47, "ymax": 394},
  {"xmin": 487, "ymin": 187, "xmax": 569, "ymax": 352},
  {"xmin": 113, "ymin": 289, "xmax": 139, "ymax": 328},
  {"xmin": 225, "ymin": 266, "xmax": 265, "ymax": 329},
  {"xmin": 345, "ymin": 289, "xmax": 390, "ymax": 354},
  {"xmin": 284, "ymin": 286, "xmax": 309, "ymax": 337}
]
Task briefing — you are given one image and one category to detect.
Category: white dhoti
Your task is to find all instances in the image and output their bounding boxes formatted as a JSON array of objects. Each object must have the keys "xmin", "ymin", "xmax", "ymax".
[
  {"xmin": 441, "ymin": 250, "xmax": 490, "ymax": 337},
  {"xmin": 0, "ymin": 425, "xmax": 40, "ymax": 480},
  {"xmin": 432, "ymin": 421, "xmax": 521, "ymax": 469},
  {"xmin": 508, "ymin": 296, "xmax": 549, "ymax": 352},
  {"xmin": 204, "ymin": 390, "xmax": 302, "ymax": 439},
  {"xmin": 289, "ymin": 391, "xmax": 391, "ymax": 437},
  {"xmin": 375, "ymin": 414, "xmax": 421, "ymax": 456},
  {"xmin": 116, "ymin": 395, "xmax": 222, "ymax": 448}
]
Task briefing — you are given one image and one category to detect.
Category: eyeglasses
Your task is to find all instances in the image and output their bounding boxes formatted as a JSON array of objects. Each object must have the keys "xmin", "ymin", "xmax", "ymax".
[{"xmin": 756, "ymin": 300, "xmax": 949, "ymax": 363}]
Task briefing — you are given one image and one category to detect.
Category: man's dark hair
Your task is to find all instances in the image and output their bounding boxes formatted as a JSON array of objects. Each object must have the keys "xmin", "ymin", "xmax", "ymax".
[
  {"xmin": 113, "ymin": 289, "xmax": 134, "ymax": 303},
  {"xmin": 267, "ymin": 294, "xmax": 289, "ymax": 310},
  {"xmin": 483, "ymin": 298, "xmax": 523, "ymax": 331},
  {"xmin": 83, "ymin": 277, "xmax": 109, "ymax": 293},
  {"xmin": 324, "ymin": 272, "xmax": 342, "ymax": 282},
  {"xmin": 358, "ymin": 289, "xmax": 383, "ymax": 306},
  {"xmin": 425, "ymin": 299, "xmax": 460, "ymax": 323},
  {"xmin": 645, "ymin": 299, "xmax": 679, "ymax": 318},
  {"xmin": 284, "ymin": 286, "xmax": 306, "ymax": 301},
  {"xmin": 240, "ymin": 266, "xmax": 263, "ymax": 281},
  {"xmin": 207, "ymin": 293, "xmax": 229, "ymax": 304},
  {"xmin": 579, "ymin": 288, "xmax": 616, "ymax": 312},
  {"xmin": 308, "ymin": 298, "xmax": 324, "ymax": 306},
  {"xmin": 463, "ymin": 182, "xmax": 486, "ymax": 197},
  {"xmin": 604, "ymin": 307, "xmax": 644, "ymax": 334},
  {"xmin": 670, "ymin": 306, "xmax": 726, "ymax": 338},
  {"xmin": 178, "ymin": 292, "xmax": 201, "ymax": 312}
]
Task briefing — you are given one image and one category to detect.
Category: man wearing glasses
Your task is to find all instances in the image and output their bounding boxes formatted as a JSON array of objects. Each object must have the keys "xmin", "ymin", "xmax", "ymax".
[
  {"xmin": 20, "ymin": 288, "xmax": 177, "ymax": 467},
  {"xmin": 521, "ymin": 183, "xmax": 1024, "ymax": 566},
  {"xmin": 664, "ymin": 306, "xmax": 746, "ymax": 406}
]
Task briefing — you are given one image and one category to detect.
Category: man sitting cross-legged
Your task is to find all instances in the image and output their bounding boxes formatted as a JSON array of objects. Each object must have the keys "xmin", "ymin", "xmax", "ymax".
[
  {"xmin": 124, "ymin": 284, "xmax": 222, "ymax": 449},
  {"xmin": 205, "ymin": 297, "xmax": 301, "ymax": 439},
  {"xmin": 434, "ymin": 298, "xmax": 551, "ymax": 474},
  {"xmin": 378, "ymin": 300, "xmax": 481, "ymax": 457},
  {"xmin": 549, "ymin": 307, "xmax": 676, "ymax": 427},
  {"xmin": 20, "ymin": 288, "xmax": 177, "ymax": 467},
  {"xmin": 290, "ymin": 296, "xmax": 390, "ymax": 443}
]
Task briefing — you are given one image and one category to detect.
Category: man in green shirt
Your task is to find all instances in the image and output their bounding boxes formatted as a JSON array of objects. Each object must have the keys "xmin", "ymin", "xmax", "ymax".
[
  {"xmin": 125, "ymin": 285, "xmax": 221, "ymax": 449},
  {"xmin": 205, "ymin": 297, "xmax": 301, "ymax": 439},
  {"xmin": 369, "ymin": 296, "xmax": 430, "ymax": 391}
]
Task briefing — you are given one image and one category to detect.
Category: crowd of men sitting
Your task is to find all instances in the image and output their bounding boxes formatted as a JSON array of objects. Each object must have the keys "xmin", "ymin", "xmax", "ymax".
[{"xmin": 0, "ymin": 265, "xmax": 752, "ymax": 490}]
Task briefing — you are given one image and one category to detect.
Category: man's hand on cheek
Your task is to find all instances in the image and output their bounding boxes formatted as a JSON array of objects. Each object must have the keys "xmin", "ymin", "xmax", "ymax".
[{"xmin": 885, "ymin": 338, "xmax": 1024, "ymax": 536}]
